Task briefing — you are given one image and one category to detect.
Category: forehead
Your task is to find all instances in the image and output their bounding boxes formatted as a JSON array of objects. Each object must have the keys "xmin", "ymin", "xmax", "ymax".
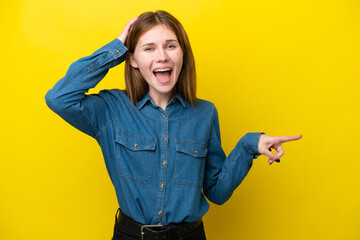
[{"xmin": 137, "ymin": 24, "xmax": 178, "ymax": 45}]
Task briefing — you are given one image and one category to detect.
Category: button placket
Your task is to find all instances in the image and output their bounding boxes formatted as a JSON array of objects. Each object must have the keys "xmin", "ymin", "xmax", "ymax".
[{"xmin": 156, "ymin": 111, "xmax": 169, "ymax": 224}]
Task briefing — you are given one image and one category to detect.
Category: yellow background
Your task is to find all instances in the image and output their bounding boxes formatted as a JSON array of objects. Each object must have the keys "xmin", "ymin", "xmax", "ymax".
[{"xmin": 1, "ymin": 0, "xmax": 359, "ymax": 239}]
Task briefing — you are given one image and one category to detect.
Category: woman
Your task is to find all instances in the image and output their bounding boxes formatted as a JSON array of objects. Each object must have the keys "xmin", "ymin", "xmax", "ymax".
[{"xmin": 45, "ymin": 10, "xmax": 301, "ymax": 240}]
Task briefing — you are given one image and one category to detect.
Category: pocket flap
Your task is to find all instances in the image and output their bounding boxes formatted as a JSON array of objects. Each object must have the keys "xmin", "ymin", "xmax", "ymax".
[
  {"xmin": 176, "ymin": 141, "xmax": 208, "ymax": 157},
  {"xmin": 116, "ymin": 131, "xmax": 156, "ymax": 151}
]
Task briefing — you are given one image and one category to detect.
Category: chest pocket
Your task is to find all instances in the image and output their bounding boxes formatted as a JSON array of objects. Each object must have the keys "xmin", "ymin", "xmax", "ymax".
[
  {"xmin": 115, "ymin": 131, "xmax": 157, "ymax": 183},
  {"xmin": 174, "ymin": 141, "xmax": 208, "ymax": 188}
]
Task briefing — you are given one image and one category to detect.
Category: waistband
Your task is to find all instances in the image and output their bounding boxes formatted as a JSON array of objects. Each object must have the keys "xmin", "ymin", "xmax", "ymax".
[{"xmin": 115, "ymin": 209, "xmax": 203, "ymax": 240}]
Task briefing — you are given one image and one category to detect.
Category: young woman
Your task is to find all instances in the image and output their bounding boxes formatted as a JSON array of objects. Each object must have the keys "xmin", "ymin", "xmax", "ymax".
[{"xmin": 45, "ymin": 10, "xmax": 301, "ymax": 240}]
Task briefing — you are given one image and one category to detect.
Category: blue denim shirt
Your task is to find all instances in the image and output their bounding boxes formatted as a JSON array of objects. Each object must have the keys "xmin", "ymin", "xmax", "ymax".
[{"xmin": 45, "ymin": 38, "xmax": 262, "ymax": 225}]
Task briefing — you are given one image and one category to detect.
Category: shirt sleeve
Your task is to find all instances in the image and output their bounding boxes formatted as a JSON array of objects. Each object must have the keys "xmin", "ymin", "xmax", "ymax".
[
  {"xmin": 45, "ymin": 39, "xmax": 127, "ymax": 138},
  {"xmin": 203, "ymin": 106, "xmax": 263, "ymax": 205}
]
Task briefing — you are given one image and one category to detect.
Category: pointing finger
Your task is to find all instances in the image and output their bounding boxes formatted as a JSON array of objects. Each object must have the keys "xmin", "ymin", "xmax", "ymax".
[{"xmin": 277, "ymin": 135, "xmax": 303, "ymax": 144}]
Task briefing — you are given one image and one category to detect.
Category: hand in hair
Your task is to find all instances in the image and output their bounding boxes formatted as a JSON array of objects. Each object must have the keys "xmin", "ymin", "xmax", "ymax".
[{"xmin": 117, "ymin": 16, "xmax": 139, "ymax": 44}]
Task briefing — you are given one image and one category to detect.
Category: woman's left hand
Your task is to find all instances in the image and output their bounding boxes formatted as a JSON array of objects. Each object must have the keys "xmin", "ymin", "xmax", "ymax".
[{"xmin": 258, "ymin": 134, "xmax": 302, "ymax": 165}]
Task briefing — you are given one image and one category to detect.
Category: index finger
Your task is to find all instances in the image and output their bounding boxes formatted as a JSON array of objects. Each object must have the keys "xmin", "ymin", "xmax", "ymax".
[{"xmin": 277, "ymin": 135, "xmax": 303, "ymax": 143}]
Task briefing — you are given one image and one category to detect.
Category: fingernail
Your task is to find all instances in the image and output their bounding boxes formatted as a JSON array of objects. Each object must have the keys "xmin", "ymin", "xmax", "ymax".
[{"xmin": 275, "ymin": 158, "xmax": 280, "ymax": 163}]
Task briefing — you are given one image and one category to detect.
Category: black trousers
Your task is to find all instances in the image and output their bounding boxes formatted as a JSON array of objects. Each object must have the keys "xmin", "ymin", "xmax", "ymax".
[{"xmin": 111, "ymin": 210, "xmax": 207, "ymax": 240}]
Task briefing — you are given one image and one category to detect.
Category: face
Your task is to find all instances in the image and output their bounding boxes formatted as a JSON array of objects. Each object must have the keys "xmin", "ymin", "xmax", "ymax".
[{"xmin": 130, "ymin": 24, "xmax": 184, "ymax": 102}]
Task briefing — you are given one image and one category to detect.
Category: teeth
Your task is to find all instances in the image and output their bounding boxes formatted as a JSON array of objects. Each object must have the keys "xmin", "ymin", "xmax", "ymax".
[{"xmin": 154, "ymin": 69, "xmax": 171, "ymax": 72}]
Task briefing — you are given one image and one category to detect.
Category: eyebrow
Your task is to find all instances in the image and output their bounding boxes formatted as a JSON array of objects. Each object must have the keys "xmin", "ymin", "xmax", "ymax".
[{"xmin": 140, "ymin": 39, "xmax": 179, "ymax": 47}]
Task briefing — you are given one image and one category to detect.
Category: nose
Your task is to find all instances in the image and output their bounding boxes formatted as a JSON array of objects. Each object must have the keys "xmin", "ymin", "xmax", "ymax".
[{"xmin": 155, "ymin": 48, "xmax": 169, "ymax": 62}]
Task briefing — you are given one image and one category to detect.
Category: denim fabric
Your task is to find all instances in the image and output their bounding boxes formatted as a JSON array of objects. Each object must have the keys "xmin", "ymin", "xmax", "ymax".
[{"xmin": 45, "ymin": 39, "xmax": 263, "ymax": 226}]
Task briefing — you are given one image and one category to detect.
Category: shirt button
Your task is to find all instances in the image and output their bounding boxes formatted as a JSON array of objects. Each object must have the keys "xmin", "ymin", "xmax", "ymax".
[
  {"xmin": 116, "ymin": 49, "xmax": 120, "ymax": 54},
  {"xmin": 160, "ymin": 183, "xmax": 165, "ymax": 189},
  {"xmin": 163, "ymin": 160, "xmax": 167, "ymax": 166},
  {"xmin": 133, "ymin": 143, "xmax": 138, "ymax": 148},
  {"xmin": 158, "ymin": 210, "xmax": 163, "ymax": 215},
  {"xmin": 193, "ymin": 149, "xmax": 197, "ymax": 154},
  {"xmin": 163, "ymin": 116, "xmax": 168, "ymax": 120},
  {"xmin": 163, "ymin": 136, "xmax": 168, "ymax": 141}
]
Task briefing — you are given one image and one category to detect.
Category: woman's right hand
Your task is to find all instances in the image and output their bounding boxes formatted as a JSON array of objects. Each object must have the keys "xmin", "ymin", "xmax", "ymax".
[{"xmin": 117, "ymin": 16, "xmax": 139, "ymax": 44}]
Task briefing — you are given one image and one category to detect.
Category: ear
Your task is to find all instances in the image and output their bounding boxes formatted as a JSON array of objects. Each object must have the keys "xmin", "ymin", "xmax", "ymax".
[{"xmin": 129, "ymin": 54, "xmax": 139, "ymax": 68}]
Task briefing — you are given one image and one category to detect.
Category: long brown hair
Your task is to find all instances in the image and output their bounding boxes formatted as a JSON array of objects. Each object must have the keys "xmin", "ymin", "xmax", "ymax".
[{"xmin": 124, "ymin": 10, "xmax": 197, "ymax": 105}]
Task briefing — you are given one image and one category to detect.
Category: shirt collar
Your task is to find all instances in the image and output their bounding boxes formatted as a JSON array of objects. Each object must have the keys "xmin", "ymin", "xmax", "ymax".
[
  {"xmin": 171, "ymin": 93, "xmax": 187, "ymax": 108},
  {"xmin": 136, "ymin": 94, "xmax": 152, "ymax": 110},
  {"xmin": 136, "ymin": 92, "xmax": 187, "ymax": 110}
]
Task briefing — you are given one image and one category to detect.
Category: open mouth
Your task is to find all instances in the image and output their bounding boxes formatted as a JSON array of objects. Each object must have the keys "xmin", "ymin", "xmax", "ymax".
[{"xmin": 153, "ymin": 68, "xmax": 173, "ymax": 83}]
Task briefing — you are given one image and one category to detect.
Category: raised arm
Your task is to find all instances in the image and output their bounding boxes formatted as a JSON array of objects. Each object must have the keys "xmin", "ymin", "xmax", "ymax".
[{"xmin": 45, "ymin": 17, "xmax": 138, "ymax": 138}]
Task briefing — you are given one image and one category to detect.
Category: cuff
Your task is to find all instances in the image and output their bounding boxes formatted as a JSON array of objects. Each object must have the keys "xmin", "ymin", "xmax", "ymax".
[
  {"xmin": 106, "ymin": 38, "xmax": 128, "ymax": 58},
  {"xmin": 88, "ymin": 39, "xmax": 128, "ymax": 73},
  {"xmin": 242, "ymin": 132, "xmax": 264, "ymax": 159}
]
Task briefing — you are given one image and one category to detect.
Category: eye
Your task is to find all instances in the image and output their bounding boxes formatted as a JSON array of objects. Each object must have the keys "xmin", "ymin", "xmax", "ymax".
[
  {"xmin": 144, "ymin": 47, "xmax": 154, "ymax": 52},
  {"xmin": 167, "ymin": 44, "xmax": 176, "ymax": 49}
]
